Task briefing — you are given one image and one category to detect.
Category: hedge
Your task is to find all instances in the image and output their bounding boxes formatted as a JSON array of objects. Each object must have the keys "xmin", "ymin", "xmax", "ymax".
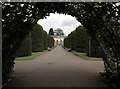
[
  {"xmin": 31, "ymin": 25, "xmax": 54, "ymax": 51},
  {"xmin": 47, "ymin": 34, "xmax": 54, "ymax": 48},
  {"xmin": 15, "ymin": 24, "xmax": 54, "ymax": 57},
  {"xmin": 64, "ymin": 25, "xmax": 103, "ymax": 58},
  {"xmin": 43, "ymin": 30, "xmax": 48, "ymax": 50},
  {"xmin": 15, "ymin": 33, "xmax": 32, "ymax": 57},
  {"xmin": 64, "ymin": 26, "xmax": 87, "ymax": 53},
  {"xmin": 86, "ymin": 37, "xmax": 103, "ymax": 57},
  {"xmin": 31, "ymin": 24, "xmax": 44, "ymax": 52}
]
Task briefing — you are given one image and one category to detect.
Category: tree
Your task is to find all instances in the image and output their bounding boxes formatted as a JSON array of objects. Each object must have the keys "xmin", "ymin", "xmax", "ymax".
[
  {"xmin": 54, "ymin": 28, "xmax": 64, "ymax": 36},
  {"xmin": 49, "ymin": 28, "xmax": 54, "ymax": 35}
]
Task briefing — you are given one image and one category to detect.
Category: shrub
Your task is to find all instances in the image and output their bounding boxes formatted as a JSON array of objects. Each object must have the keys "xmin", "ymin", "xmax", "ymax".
[
  {"xmin": 43, "ymin": 31, "xmax": 47, "ymax": 50},
  {"xmin": 64, "ymin": 25, "xmax": 87, "ymax": 52},
  {"xmin": 86, "ymin": 37, "xmax": 103, "ymax": 57},
  {"xmin": 31, "ymin": 24, "xmax": 44, "ymax": 52},
  {"xmin": 15, "ymin": 33, "xmax": 32, "ymax": 57},
  {"xmin": 47, "ymin": 35, "xmax": 54, "ymax": 48},
  {"xmin": 76, "ymin": 48, "xmax": 86, "ymax": 53}
]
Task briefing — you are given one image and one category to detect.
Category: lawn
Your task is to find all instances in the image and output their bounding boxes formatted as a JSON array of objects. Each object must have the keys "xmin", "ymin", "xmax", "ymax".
[
  {"xmin": 15, "ymin": 50, "xmax": 47, "ymax": 60},
  {"xmin": 72, "ymin": 50, "xmax": 102, "ymax": 60}
]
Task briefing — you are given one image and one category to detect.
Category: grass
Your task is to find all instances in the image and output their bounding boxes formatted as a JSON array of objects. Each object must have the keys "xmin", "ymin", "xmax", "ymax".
[
  {"xmin": 15, "ymin": 50, "xmax": 48, "ymax": 60},
  {"xmin": 72, "ymin": 50, "xmax": 102, "ymax": 60}
]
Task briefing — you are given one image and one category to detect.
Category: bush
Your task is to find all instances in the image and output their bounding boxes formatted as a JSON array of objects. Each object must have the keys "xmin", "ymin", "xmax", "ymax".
[
  {"xmin": 15, "ymin": 33, "xmax": 32, "ymax": 57},
  {"xmin": 76, "ymin": 48, "xmax": 86, "ymax": 52},
  {"xmin": 31, "ymin": 24, "xmax": 44, "ymax": 52},
  {"xmin": 15, "ymin": 24, "xmax": 55, "ymax": 57},
  {"xmin": 43, "ymin": 31, "xmax": 48, "ymax": 50},
  {"xmin": 64, "ymin": 25, "xmax": 87, "ymax": 52},
  {"xmin": 64, "ymin": 25, "xmax": 102, "ymax": 57},
  {"xmin": 47, "ymin": 35, "xmax": 54, "ymax": 48},
  {"xmin": 86, "ymin": 37, "xmax": 103, "ymax": 57}
]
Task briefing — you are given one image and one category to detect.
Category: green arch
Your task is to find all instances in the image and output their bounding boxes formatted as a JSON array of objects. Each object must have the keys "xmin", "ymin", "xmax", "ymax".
[{"xmin": 2, "ymin": 2, "xmax": 120, "ymax": 84}]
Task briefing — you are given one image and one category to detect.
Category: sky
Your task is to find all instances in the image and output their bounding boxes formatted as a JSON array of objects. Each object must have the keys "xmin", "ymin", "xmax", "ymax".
[{"xmin": 37, "ymin": 13, "xmax": 81, "ymax": 36}]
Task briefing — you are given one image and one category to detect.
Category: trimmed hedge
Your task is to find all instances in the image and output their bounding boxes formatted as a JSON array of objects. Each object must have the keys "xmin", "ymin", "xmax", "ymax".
[
  {"xmin": 31, "ymin": 24, "xmax": 44, "ymax": 52},
  {"xmin": 86, "ymin": 37, "xmax": 103, "ymax": 57},
  {"xmin": 64, "ymin": 26, "xmax": 87, "ymax": 53},
  {"xmin": 31, "ymin": 24, "xmax": 54, "ymax": 51},
  {"xmin": 15, "ymin": 33, "xmax": 32, "ymax": 57},
  {"xmin": 49, "ymin": 28, "xmax": 54, "ymax": 35},
  {"xmin": 43, "ymin": 30, "xmax": 48, "ymax": 50},
  {"xmin": 47, "ymin": 34, "xmax": 54, "ymax": 48},
  {"xmin": 64, "ymin": 25, "xmax": 103, "ymax": 58},
  {"xmin": 15, "ymin": 24, "xmax": 54, "ymax": 57}
]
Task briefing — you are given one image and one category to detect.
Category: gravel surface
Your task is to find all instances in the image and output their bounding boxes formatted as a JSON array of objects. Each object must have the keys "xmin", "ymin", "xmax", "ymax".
[{"xmin": 8, "ymin": 46, "xmax": 109, "ymax": 87}]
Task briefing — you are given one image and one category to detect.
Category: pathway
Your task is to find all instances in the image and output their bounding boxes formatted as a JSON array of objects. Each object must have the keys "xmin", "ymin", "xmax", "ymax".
[{"xmin": 8, "ymin": 46, "xmax": 109, "ymax": 87}]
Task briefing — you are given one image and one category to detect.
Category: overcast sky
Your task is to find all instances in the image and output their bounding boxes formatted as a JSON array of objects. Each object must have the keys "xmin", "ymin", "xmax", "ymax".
[{"xmin": 37, "ymin": 13, "xmax": 81, "ymax": 36}]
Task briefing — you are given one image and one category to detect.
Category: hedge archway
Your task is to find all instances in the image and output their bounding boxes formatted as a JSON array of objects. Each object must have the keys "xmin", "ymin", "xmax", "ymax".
[{"xmin": 2, "ymin": 2, "xmax": 120, "ymax": 84}]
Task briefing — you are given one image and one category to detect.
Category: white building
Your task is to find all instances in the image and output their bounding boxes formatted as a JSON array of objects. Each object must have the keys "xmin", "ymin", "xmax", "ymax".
[{"xmin": 52, "ymin": 28, "xmax": 66, "ymax": 46}]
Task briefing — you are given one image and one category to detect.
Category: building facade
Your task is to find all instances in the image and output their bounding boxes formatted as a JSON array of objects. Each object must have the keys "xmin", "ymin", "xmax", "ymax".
[{"xmin": 52, "ymin": 28, "xmax": 66, "ymax": 46}]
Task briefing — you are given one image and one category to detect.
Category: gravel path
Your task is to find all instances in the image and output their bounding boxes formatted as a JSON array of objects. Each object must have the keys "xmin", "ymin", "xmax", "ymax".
[{"xmin": 8, "ymin": 46, "xmax": 109, "ymax": 87}]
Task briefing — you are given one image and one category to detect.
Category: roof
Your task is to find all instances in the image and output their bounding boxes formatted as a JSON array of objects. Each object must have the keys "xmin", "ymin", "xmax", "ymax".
[{"xmin": 52, "ymin": 35, "xmax": 67, "ymax": 38}]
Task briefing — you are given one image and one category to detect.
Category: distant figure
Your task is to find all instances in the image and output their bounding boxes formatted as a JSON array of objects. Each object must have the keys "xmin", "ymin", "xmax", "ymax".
[{"xmin": 67, "ymin": 48, "xmax": 72, "ymax": 52}]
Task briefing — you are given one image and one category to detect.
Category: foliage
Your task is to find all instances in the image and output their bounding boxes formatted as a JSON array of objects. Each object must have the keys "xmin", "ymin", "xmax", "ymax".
[
  {"xmin": 15, "ymin": 50, "xmax": 47, "ymax": 60},
  {"xmin": 42, "ymin": 30, "xmax": 48, "ymax": 50},
  {"xmin": 2, "ymin": 2, "xmax": 120, "ymax": 85},
  {"xmin": 15, "ymin": 32, "xmax": 32, "ymax": 57},
  {"xmin": 42, "ymin": 30, "xmax": 54, "ymax": 50},
  {"xmin": 86, "ymin": 37, "xmax": 103, "ymax": 57},
  {"xmin": 2, "ymin": 2, "xmax": 36, "ymax": 83},
  {"xmin": 76, "ymin": 3, "xmax": 120, "ymax": 82},
  {"xmin": 15, "ymin": 33, "xmax": 32, "ymax": 57},
  {"xmin": 49, "ymin": 28, "xmax": 54, "ymax": 35},
  {"xmin": 47, "ymin": 34, "xmax": 54, "ymax": 48},
  {"xmin": 54, "ymin": 28, "xmax": 64, "ymax": 36},
  {"xmin": 31, "ymin": 24, "xmax": 44, "ymax": 52},
  {"xmin": 64, "ymin": 26, "xmax": 87, "ymax": 52}
]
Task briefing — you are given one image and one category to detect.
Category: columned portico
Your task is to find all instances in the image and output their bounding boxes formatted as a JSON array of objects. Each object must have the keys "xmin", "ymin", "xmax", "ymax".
[
  {"xmin": 54, "ymin": 36, "xmax": 64, "ymax": 46},
  {"xmin": 52, "ymin": 28, "xmax": 66, "ymax": 47}
]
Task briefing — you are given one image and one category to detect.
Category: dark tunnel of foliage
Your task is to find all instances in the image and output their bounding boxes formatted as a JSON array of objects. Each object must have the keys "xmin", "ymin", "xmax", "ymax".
[{"xmin": 2, "ymin": 2, "xmax": 120, "ymax": 87}]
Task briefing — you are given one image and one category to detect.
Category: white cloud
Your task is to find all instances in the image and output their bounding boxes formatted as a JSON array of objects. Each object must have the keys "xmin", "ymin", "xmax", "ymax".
[{"xmin": 37, "ymin": 13, "xmax": 81, "ymax": 36}]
